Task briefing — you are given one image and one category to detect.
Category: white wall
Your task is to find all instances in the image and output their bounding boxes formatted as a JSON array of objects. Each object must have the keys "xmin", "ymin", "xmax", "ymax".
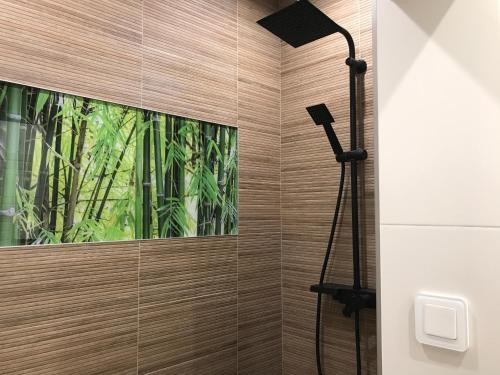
[{"xmin": 376, "ymin": 0, "xmax": 500, "ymax": 374}]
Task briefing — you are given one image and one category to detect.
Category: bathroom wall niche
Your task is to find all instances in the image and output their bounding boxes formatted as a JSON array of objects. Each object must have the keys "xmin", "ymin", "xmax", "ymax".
[{"xmin": 0, "ymin": 81, "xmax": 238, "ymax": 246}]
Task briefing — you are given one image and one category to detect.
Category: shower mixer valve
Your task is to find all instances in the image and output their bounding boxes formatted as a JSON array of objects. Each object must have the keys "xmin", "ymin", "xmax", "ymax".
[{"xmin": 310, "ymin": 283, "xmax": 376, "ymax": 317}]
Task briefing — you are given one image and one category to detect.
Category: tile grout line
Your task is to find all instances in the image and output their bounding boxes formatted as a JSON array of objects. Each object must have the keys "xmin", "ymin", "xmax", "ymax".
[
  {"xmin": 137, "ymin": 241, "xmax": 141, "ymax": 375},
  {"xmin": 140, "ymin": 0, "xmax": 144, "ymax": 109},
  {"xmin": 380, "ymin": 223, "xmax": 500, "ymax": 229},
  {"xmin": 236, "ymin": 0, "xmax": 240, "ymax": 374},
  {"xmin": 138, "ymin": 5, "xmax": 143, "ymax": 373},
  {"xmin": 279, "ymin": 7, "xmax": 284, "ymax": 373},
  {"xmin": 142, "ymin": 290, "xmax": 235, "ymax": 309}
]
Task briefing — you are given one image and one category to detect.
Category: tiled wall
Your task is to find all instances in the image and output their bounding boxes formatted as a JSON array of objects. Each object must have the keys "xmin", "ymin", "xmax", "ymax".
[
  {"xmin": 0, "ymin": 238, "xmax": 236, "ymax": 374},
  {"xmin": 0, "ymin": 241, "xmax": 139, "ymax": 374},
  {"xmin": 237, "ymin": 0, "xmax": 282, "ymax": 373},
  {"xmin": 0, "ymin": 1, "xmax": 281, "ymax": 374},
  {"xmin": 377, "ymin": 0, "xmax": 500, "ymax": 374},
  {"xmin": 0, "ymin": 0, "xmax": 379, "ymax": 373}
]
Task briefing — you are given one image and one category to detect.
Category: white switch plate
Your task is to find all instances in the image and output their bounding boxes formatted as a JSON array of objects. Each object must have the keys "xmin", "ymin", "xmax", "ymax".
[
  {"xmin": 424, "ymin": 304, "xmax": 457, "ymax": 340},
  {"xmin": 415, "ymin": 293, "xmax": 469, "ymax": 352}
]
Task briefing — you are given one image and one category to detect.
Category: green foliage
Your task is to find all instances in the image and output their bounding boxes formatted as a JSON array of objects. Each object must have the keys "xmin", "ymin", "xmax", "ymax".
[
  {"xmin": 0, "ymin": 81, "xmax": 238, "ymax": 246},
  {"xmin": 35, "ymin": 91, "xmax": 50, "ymax": 116}
]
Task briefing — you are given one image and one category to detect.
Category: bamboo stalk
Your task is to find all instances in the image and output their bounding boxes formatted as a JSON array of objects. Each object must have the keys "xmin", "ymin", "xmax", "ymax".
[
  {"xmin": 49, "ymin": 94, "xmax": 63, "ymax": 233},
  {"xmin": 94, "ymin": 122, "xmax": 136, "ymax": 222},
  {"xmin": 61, "ymin": 98, "xmax": 90, "ymax": 242},
  {"xmin": 16, "ymin": 87, "xmax": 29, "ymax": 243},
  {"xmin": 152, "ymin": 112, "xmax": 165, "ymax": 235},
  {"xmin": 23, "ymin": 88, "xmax": 39, "ymax": 191},
  {"xmin": 78, "ymin": 109, "xmax": 129, "ymax": 229},
  {"xmin": 0, "ymin": 87, "xmax": 6, "ymax": 221},
  {"xmin": 205, "ymin": 123, "xmax": 217, "ymax": 235},
  {"xmin": 134, "ymin": 110, "xmax": 143, "ymax": 239},
  {"xmin": 142, "ymin": 111, "xmax": 152, "ymax": 239},
  {"xmin": 215, "ymin": 126, "xmax": 226, "ymax": 234},
  {"xmin": 0, "ymin": 85, "xmax": 7, "ymax": 195},
  {"xmin": 18, "ymin": 90, "xmax": 28, "ymax": 190},
  {"xmin": 0, "ymin": 85, "xmax": 23, "ymax": 246},
  {"xmin": 172, "ymin": 116, "xmax": 186, "ymax": 237},
  {"xmin": 164, "ymin": 114, "xmax": 173, "ymax": 237},
  {"xmin": 225, "ymin": 130, "xmax": 234, "ymax": 232},
  {"xmin": 62, "ymin": 98, "xmax": 77, "ymax": 229},
  {"xmin": 196, "ymin": 121, "xmax": 206, "ymax": 236},
  {"xmin": 178, "ymin": 119, "xmax": 186, "ymax": 236},
  {"xmin": 34, "ymin": 94, "xmax": 58, "ymax": 229},
  {"xmin": 231, "ymin": 129, "xmax": 238, "ymax": 234}
]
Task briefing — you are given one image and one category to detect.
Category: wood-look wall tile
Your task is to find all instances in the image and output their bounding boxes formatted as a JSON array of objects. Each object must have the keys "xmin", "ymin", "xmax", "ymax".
[
  {"xmin": 138, "ymin": 236, "xmax": 237, "ymax": 375},
  {"xmin": 0, "ymin": 0, "xmax": 142, "ymax": 107},
  {"xmin": 138, "ymin": 293, "xmax": 237, "ymax": 375},
  {"xmin": 139, "ymin": 236, "xmax": 237, "ymax": 306},
  {"xmin": 237, "ymin": 0, "xmax": 282, "ymax": 374},
  {"xmin": 0, "ymin": 242, "xmax": 139, "ymax": 375},
  {"xmin": 142, "ymin": 0, "xmax": 237, "ymax": 125}
]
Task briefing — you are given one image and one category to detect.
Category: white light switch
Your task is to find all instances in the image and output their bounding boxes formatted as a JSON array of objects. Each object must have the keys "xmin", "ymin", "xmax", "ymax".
[
  {"xmin": 415, "ymin": 294, "xmax": 469, "ymax": 352},
  {"xmin": 424, "ymin": 304, "xmax": 457, "ymax": 339}
]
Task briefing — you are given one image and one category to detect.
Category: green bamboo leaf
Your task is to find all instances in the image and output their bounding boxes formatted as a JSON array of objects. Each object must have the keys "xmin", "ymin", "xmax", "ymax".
[
  {"xmin": 207, "ymin": 139, "xmax": 222, "ymax": 160},
  {"xmin": 35, "ymin": 91, "xmax": 50, "ymax": 115}
]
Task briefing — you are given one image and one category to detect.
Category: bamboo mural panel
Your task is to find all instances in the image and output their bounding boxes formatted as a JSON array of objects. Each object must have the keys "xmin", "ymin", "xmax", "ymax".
[{"xmin": 0, "ymin": 81, "xmax": 238, "ymax": 247}]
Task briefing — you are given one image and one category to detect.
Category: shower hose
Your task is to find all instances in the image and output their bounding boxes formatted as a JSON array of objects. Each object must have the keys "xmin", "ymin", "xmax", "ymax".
[{"xmin": 315, "ymin": 161, "xmax": 346, "ymax": 375}]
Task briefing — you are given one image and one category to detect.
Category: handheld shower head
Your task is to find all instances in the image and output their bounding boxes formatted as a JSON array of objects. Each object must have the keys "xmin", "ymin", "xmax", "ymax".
[
  {"xmin": 306, "ymin": 103, "xmax": 334, "ymax": 125},
  {"xmin": 306, "ymin": 104, "xmax": 343, "ymax": 156}
]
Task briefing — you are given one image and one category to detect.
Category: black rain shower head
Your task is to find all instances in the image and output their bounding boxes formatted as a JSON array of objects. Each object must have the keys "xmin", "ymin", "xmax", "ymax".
[
  {"xmin": 306, "ymin": 104, "xmax": 343, "ymax": 156},
  {"xmin": 256, "ymin": 0, "xmax": 343, "ymax": 48}
]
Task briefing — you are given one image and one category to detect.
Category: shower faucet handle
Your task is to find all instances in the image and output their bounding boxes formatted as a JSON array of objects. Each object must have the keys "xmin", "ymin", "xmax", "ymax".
[
  {"xmin": 310, "ymin": 283, "xmax": 376, "ymax": 318},
  {"xmin": 341, "ymin": 291, "xmax": 376, "ymax": 318}
]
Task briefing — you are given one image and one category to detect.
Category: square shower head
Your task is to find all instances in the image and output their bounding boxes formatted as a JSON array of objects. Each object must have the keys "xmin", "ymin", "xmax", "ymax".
[
  {"xmin": 307, "ymin": 104, "xmax": 343, "ymax": 155},
  {"xmin": 306, "ymin": 103, "xmax": 335, "ymax": 125},
  {"xmin": 257, "ymin": 0, "xmax": 342, "ymax": 48}
]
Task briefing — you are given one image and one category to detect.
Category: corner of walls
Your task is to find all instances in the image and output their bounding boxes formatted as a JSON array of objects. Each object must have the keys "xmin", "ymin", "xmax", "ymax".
[
  {"xmin": 237, "ymin": 0, "xmax": 283, "ymax": 374},
  {"xmin": 372, "ymin": 0, "xmax": 382, "ymax": 374}
]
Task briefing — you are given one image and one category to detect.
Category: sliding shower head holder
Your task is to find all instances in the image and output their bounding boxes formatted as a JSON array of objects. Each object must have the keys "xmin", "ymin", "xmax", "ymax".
[{"xmin": 345, "ymin": 57, "xmax": 367, "ymax": 74}]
